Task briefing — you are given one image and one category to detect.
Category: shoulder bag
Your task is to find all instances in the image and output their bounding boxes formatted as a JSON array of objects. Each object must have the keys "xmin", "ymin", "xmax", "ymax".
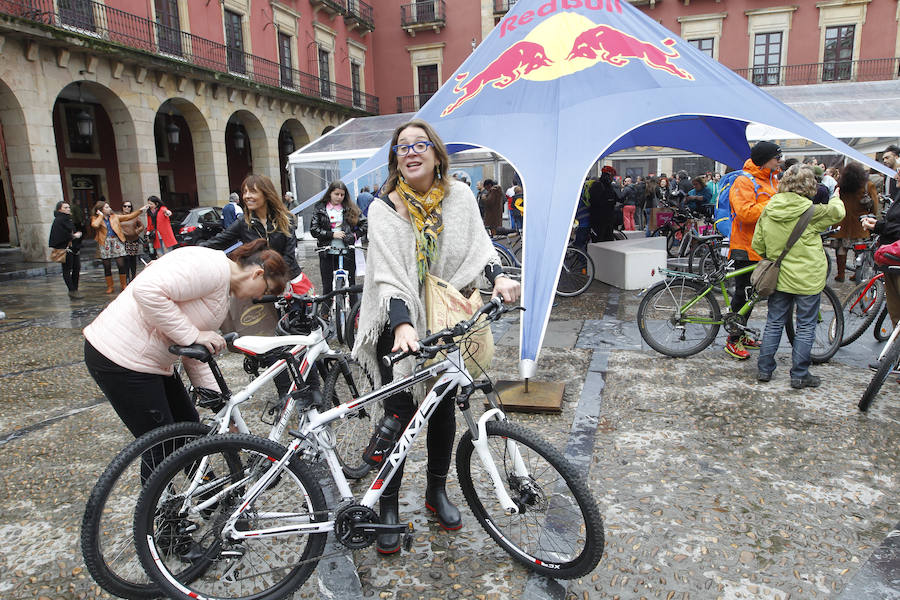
[
  {"xmin": 424, "ymin": 272, "xmax": 494, "ymax": 378},
  {"xmin": 750, "ymin": 206, "xmax": 815, "ymax": 297},
  {"xmin": 50, "ymin": 244, "xmax": 70, "ymax": 263}
]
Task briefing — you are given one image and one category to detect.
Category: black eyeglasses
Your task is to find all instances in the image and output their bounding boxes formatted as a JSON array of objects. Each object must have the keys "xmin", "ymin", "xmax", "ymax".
[{"xmin": 392, "ymin": 141, "xmax": 434, "ymax": 157}]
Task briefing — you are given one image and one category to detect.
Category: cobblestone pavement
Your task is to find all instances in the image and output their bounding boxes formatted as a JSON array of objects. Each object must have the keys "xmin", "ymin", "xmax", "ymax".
[{"xmin": 0, "ymin": 242, "xmax": 897, "ymax": 599}]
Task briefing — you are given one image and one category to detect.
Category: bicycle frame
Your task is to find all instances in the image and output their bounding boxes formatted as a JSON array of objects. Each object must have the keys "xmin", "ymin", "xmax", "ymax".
[
  {"xmin": 846, "ymin": 272, "xmax": 885, "ymax": 315},
  {"xmin": 185, "ymin": 345, "xmax": 521, "ymax": 542},
  {"xmin": 658, "ymin": 263, "xmax": 758, "ymax": 323}
]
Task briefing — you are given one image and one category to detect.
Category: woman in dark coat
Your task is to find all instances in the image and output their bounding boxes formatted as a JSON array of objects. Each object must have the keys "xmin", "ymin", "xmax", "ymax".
[
  {"xmin": 309, "ymin": 180, "xmax": 368, "ymax": 297},
  {"xmin": 589, "ymin": 166, "xmax": 620, "ymax": 242},
  {"xmin": 201, "ymin": 174, "xmax": 301, "ymax": 280},
  {"xmin": 49, "ymin": 200, "xmax": 84, "ymax": 298}
]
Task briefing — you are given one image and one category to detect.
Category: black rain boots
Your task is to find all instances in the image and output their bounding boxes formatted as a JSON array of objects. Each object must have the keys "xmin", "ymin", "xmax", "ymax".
[
  {"xmin": 376, "ymin": 492, "xmax": 401, "ymax": 554},
  {"xmin": 424, "ymin": 471, "xmax": 462, "ymax": 531}
]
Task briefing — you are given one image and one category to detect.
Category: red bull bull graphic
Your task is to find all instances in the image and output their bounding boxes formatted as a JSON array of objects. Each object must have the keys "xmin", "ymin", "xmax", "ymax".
[
  {"xmin": 566, "ymin": 25, "xmax": 693, "ymax": 80},
  {"xmin": 440, "ymin": 41, "xmax": 552, "ymax": 117},
  {"xmin": 442, "ymin": 11, "xmax": 693, "ymax": 117}
]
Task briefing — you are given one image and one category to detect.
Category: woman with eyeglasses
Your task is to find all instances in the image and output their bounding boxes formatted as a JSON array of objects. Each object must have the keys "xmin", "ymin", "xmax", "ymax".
[
  {"xmin": 83, "ymin": 239, "xmax": 288, "ymax": 442},
  {"xmin": 119, "ymin": 201, "xmax": 146, "ymax": 283},
  {"xmin": 353, "ymin": 119, "xmax": 520, "ymax": 555}
]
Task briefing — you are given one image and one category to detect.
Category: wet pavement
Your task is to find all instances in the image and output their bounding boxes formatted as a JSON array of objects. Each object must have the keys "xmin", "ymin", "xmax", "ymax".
[{"xmin": 0, "ymin": 241, "xmax": 898, "ymax": 599}]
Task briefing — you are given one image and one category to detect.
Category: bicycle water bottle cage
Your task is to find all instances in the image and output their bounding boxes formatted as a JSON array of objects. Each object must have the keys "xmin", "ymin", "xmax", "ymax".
[{"xmin": 192, "ymin": 387, "xmax": 226, "ymax": 411}]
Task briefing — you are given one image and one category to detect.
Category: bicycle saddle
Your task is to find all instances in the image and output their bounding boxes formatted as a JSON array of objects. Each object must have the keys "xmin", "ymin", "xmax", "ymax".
[
  {"xmin": 232, "ymin": 330, "xmax": 324, "ymax": 356},
  {"xmin": 168, "ymin": 332, "xmax": 238, "ymax": 362},
  {"xmin": 694, "ymin": 233, "xmax": 723, "ymax": 242}
]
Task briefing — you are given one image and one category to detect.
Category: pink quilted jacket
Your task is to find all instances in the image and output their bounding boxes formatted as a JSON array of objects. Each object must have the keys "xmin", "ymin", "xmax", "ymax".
[{"xmin": 83, "ymin": 246, "xmax": 231, "ymax": 389}]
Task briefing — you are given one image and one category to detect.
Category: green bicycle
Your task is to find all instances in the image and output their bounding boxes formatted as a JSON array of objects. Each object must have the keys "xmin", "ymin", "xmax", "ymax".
[{"xmin": 637, "ymin": 262, "xmax": 844, "ymax": 363}]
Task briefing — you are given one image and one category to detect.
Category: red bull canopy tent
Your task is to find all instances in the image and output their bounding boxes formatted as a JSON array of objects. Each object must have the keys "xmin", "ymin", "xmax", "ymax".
[{"xmin": 303, "ymin": 0, "xmax": 895, "ymax": 379}]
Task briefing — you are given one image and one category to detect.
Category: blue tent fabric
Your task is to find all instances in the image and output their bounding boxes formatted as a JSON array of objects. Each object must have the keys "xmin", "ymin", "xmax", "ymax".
[{"xmin": 306, "ymin": 0, "xmax": 895, "ymax": 378}]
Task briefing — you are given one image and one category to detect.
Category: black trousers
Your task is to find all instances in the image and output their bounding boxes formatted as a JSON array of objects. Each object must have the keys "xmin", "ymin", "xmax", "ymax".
[
  {"xmin": 728, "ymin": 255, "xmax": 758, "ymax": 342},
  {"xmin": 62, "ymin": 250, "xmax": 80, "ymax": 291},
  {"xmin": 124, "ymin": 254, "xmax": 138, "ymax": 281},
  {"xmin": 85, "ymin": 339, "xmax": 199, "ymax": 481},
  {"xmin": 318, "ymin": 251, "xmax": 356, "ymax": 296},
  {"xmin": 376, "ymin": 327, "xmax": 455, "ymax": 495}
]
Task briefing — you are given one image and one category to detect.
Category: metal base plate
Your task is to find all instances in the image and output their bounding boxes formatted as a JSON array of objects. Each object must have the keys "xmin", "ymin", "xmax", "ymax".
[{"xmin": 488, "ymin": 380, "xmax": 565, "ymax": 414}]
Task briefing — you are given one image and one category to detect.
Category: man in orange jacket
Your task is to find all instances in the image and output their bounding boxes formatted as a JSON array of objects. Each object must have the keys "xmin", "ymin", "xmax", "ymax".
[{"xmin": 725, "ymin": 141, "xmax": 781, "ymax": 360}]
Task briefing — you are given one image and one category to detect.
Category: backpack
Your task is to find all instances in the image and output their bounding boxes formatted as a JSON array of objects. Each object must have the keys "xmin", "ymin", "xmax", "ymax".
[{"xmin": 714, "ymin": 170, "xmax": 760, "ymax": 237}]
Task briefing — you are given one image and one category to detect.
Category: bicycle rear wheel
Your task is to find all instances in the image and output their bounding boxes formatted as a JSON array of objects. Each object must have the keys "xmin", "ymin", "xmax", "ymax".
[
  {"xmin": 637, "ymin": 279, "xmax": 721, "ymax": 358},
  {"xmin": 556, "ymin": 246, "xmax": 594, "ymax": 297},
  {"xmin": 874, "ymin": 305, "xmax": 892, "ymax": 342},
  {"xmin": 323, "ymin": 358, "xmax": 378, "ymax": 479},
  {"xmin": 456, "ymin": 420, "xmax": 604, "ymax": 579},
  {"xmin": 859, "ymin": 334, "xmax": 900, "ymax": 411},
  {"xmin": 839, "ymin": 278, "xmax": 885, "ymax": 346},
  {"xmin": 785, "ymin": 285, "xmax": 844, "ymax": 364},
  {"xmin": 81, "ymin": 421, "xmax": 212, "ymax": 600},
  {"xmin": 134, "ymin": 434, "xmax": 327, "ymax": 600}
]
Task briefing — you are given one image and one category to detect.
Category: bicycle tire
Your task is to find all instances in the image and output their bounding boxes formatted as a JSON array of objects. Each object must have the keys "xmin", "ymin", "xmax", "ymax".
[
  {"xmin": 455, "ymin": 420, "xmax": 604, "ymax": 579},
  {"xmin": 839, "ymin": 279, "xmax": 885, "ymax": 346},
  {"xmin": 689, "ymin": 240, "xmax": 717, "ymax": 275},
  {"xmin": 493, "ymin": 242, "xmax": 517, "ymax": 269},
  {"xmin": 134, "ymin": 434, "xmax": 327, "ymax": 600},
  {"xmin": 859, "ymin": 333, "xmax": 900, "ymax": 411},
  {"xmin": 323, "ymin": 358, "xmax": 378, "ymax": 479},
  {"xmin": 874, "ymin": 305, "xmax": 892, "ymax": 342},
  {"xmin": 665, "ymin": 230, "xmax": 678, "ymax": 258},
  {"xmin": 345, "ymin": 299, "xmax": 361, "ymax": 350},
  {"xmin": 335, "ymin": 295, "xmax": 347, "ymax": 346},
  {"xmin": 784, "ymin": 285, "xmax": 844, "ymax": 364},
  {"xmin": 637, "ymin": 279, "xmax": 721, "ymax": 358},
  {"xmin": 81, "ymin": 421, "xmax": 213, "ymax": 600},
  {"xmin": 556, "ymin": 246, "xmax": 594, "ymax": 297}
]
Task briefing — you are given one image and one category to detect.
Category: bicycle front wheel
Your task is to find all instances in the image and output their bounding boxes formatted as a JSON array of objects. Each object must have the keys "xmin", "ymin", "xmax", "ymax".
[
  {"xmin": 556, "ymin": 246, "xmax": 594, "ymax": 297},
  {"xmin": 840, "ymin": 278, "xmax": 885, "ymax": 346},
  {"xmin": 345, "ymin": 299, "xmax": 361, "ymax": 350},
  {"xmin": 456, "ymin": 420, "xmax": 604, "ymax": 579},
  {"xmin": 785, "ymin": 285, "xmax": 844, "ymax": 363},
  {"xmin": 81, "ymin": 421, "xmax": 212, "ymax": 600},
  {"xmin": 323, "ymin": 358, "xmax": 378, "ymax": 479},
  {"xmin": 335, "ymin": 295, "xmax": 348, "ymax": 346},
  {"xmin": 859, "ymin": 335, "xmax": 900, "ymax": 411},
  {"xmin": 637, "ymin": 279, "xmax": 721, "ymax": 358},
  {"xmin": 134, "ymin": 434, "xmax": 327, "ymax": 600}
]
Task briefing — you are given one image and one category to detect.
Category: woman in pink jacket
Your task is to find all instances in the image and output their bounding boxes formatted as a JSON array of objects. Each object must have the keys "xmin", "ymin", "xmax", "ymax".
[{"xmin": 83, "ymin": 239, "xmax": 287, "ymax": 441}]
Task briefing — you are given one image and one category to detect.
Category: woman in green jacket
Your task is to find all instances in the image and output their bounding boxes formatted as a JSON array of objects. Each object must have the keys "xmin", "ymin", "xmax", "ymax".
[{"xmin": 752, "ymin": 164, "xmax": 845, "ymax": 389}]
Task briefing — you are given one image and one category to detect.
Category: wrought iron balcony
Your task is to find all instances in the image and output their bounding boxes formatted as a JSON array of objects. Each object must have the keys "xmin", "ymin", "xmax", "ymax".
[
  {"xmin": 344, "ymin": 0, "xmax": 374, "ymax": 33},
  {"xmin": 309, "ymin": 0, "xmax": 346, "ymax": 17},
  {"xmin": 396, "ymin": 93, "xmax": 435, "ymax": 113},
  {"xmin": 493, "ymin": 0, "xmax": 519, "ymax": 15},
  {"xmin": 401, "ymin": 1, "xmax": 446, "ymax": 35},
  {"xmin": 732, "ymin": 57, "xmax": 900, "ymax": 87},
  {"xmin": 0, "ymin": 0, "xmax": 378, "ymax": 113}
]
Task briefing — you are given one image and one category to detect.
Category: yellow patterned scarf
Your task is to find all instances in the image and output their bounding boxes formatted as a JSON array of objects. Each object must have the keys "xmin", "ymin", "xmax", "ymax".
[{"xmin": 396, "ymin": 177, "xmax": 444, "ymax": 284}]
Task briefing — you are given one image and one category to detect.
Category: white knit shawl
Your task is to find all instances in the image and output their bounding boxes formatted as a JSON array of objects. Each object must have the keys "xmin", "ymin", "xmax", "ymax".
[{"xmin": 352, "ymin": 180, "xmax": 500, "ymax": 386}]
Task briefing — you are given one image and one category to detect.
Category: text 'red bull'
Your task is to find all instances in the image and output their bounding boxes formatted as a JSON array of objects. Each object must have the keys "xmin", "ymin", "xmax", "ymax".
[
  {"xmin": 500, "ymin": 0, "xmax": 623, "ymax": 38},
  {"xmin": 441, "ymin": 41, "xmax": 552, "ymax": 117},
  {"xmin": 567, "ymin": 25, "xmax": 693, "ymax": 80}
]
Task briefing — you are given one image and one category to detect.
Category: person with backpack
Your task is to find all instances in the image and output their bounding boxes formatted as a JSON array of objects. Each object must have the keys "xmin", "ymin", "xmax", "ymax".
[{"xmin": 722, "ymin": 141, "xmax": 781, "ymax": 360}]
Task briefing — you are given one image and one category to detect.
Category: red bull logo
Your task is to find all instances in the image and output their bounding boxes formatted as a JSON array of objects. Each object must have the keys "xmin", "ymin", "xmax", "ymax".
[
  {"xmin": 566, "ymin": 25, "xmax": 693, "ymax": 80},
  {"xmin": 441, "ymin": 11, "xmax": 693, "ymax": 117},
  {"xmin": 440, "ymin": 41, "xmax": 553, "ymax": 117}
]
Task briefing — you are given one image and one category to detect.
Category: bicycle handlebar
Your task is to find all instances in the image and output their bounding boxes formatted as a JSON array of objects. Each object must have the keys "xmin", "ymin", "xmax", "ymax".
[
  {"xmin": 252, "ymin": 284, "xmax": 364, "ymax": 306},
  {"xmin": 381, "ymin": 297, "xmax": 523, "ymax": 368}
]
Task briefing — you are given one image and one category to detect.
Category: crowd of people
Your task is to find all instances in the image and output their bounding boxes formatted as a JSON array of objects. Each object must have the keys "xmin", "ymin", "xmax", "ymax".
[{"xmin": 59, "ymin": 123, "xmax": 899, "ymax": 561}]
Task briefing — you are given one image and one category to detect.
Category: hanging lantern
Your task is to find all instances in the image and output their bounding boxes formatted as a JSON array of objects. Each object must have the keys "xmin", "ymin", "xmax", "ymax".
[
  {"xmin": 166, "ymin": 120, "xmax": 180, "ymax": 146},
  {"xmin": 233, "ymin": 127, "xmax": 246, "ymax": 151}
]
